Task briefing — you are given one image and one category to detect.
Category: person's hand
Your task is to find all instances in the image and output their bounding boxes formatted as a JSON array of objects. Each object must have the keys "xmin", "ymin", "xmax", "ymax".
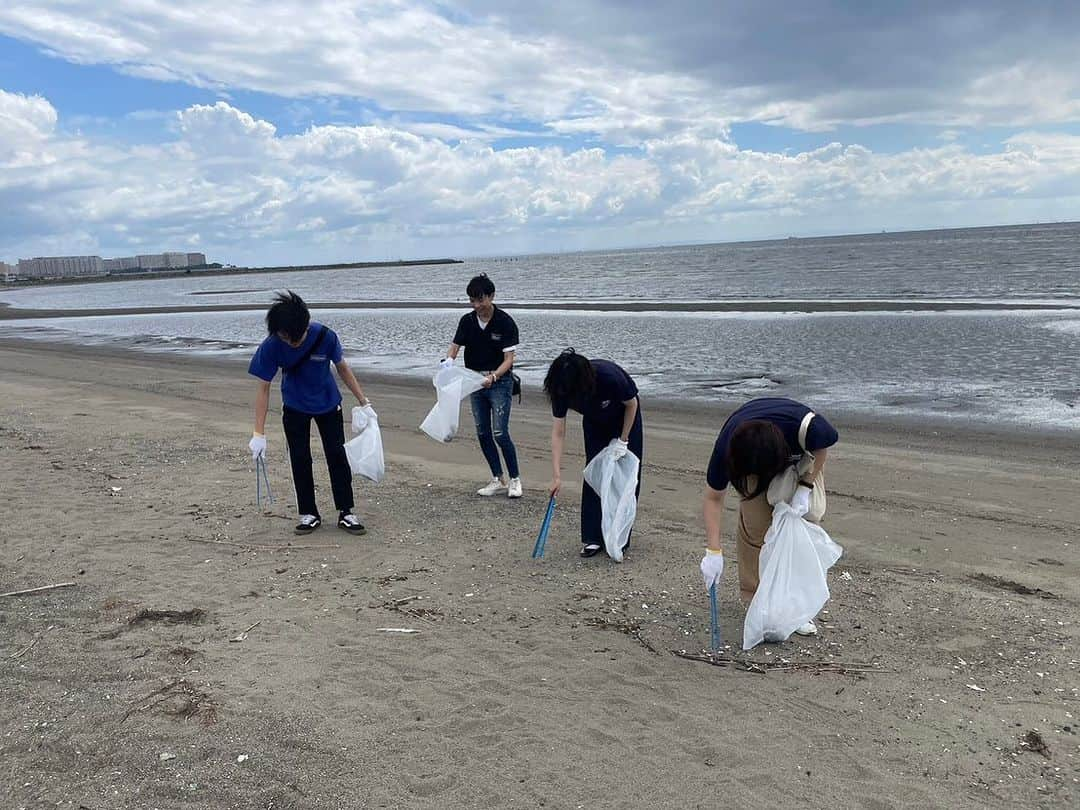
[
  {"xmin": 791, "ymin": 484, "xmax": 812, "ymax": 517},
  {"xmin": 439, "ymin": 357, "xmax": 454, "ymax": 370},
  {"xmin": 481, "ymin": 373, "xmax": 495, "ymax": 389},
  {"xmin": 548, "ymin": 476, "xmax": 561, "ymax": 497},
  {"xmin": 610, "ymin": 438, "xmax": 629, "ymax": 460},
  {"xmin": 249, "ymin": 433, "xmax": 267, "ymax": 460},
  {"xmin": 700, "ymin": 549, "xmax": 724, "ymax": 590}
]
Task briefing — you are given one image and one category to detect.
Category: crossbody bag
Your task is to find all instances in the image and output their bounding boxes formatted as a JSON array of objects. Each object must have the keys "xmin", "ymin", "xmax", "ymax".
[
  {"xmin": 796, "ymin": 411, "xmax": 827, "ymax": 520},
  {"xmin": 283, "ymin": 326, "xmax": 327, "ymax": 376}
]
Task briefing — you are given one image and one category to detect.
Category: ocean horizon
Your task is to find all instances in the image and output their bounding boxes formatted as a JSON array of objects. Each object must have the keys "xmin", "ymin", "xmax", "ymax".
[{"xmin": 2, "ymin": 221, "xmax": 1078, "ymax": 431}]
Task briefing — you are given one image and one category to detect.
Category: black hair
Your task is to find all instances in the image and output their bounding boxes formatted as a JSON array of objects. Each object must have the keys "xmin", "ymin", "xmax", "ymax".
[
  {"xmin": 266, "ymin": 290, "xmax": 310, "ymax": 341},
  {"xmin": 466, "ymin": 273, "xmax": 495, "ymax": 299},
  {"xmin": 725, "ymin": 420, "xmax": 791, "ymax": 499},
  {"xmin": 543, "ymin": 348, "xmax": 596, "ymax": 405}
]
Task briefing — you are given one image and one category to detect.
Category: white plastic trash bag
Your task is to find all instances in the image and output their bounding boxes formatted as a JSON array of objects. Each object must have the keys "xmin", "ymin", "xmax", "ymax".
[
  {"xmin": 767, "ymin": 455, "xmax": 826, "ymax": 521},
  {"xmin": 742, "ymin": 502, "xmax": 843, "ymax": 649},
  {"xmin": 581, "ymin": 438, "xmax": 640, "ymax": 562},
  {"xmin": 345, "ymin": 404, "xmax": 385, "ymax": 483},
  {"xmin": 419, "ymin": 366, "xmax": 486, "ymax": 443}
]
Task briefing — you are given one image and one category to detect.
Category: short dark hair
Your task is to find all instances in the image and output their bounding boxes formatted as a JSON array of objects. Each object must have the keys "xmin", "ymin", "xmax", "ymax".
[
  {"xmin": 543, "ymin": 348, "xmax": 596, "ymax": 404},
  {"xmin": 266, "ymin": 290, "xmax": 310, "ymax": 341},
  {"xmin": 725, "ymin": 420, "xmax": 791, "ymax": 499},
  {"xmin": 466, "ymin": 273, "xmax": 495, "ymax": 299}
]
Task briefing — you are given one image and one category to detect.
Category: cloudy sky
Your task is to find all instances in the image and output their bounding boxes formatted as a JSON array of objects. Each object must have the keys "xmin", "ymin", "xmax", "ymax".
[{"xmin": 2, "ymin": 1, "xmax": 1080, "ymax": 265}]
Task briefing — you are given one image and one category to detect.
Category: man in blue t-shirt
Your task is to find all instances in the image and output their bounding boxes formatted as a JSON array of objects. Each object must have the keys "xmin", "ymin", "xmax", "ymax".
[
  {"xmin": 248, "ymin": 291, "xmax": 372, "ymax": 536},
  {"xmin": 699, "ymin": 397, "xmax": 839, "ymax": 635}
]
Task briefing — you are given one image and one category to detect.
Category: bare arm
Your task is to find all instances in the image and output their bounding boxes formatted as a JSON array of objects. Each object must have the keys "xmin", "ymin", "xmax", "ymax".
[
  {"xmin": 334, "ymin": 360, "xmax": 369, "ymax": 406},
  {"xmin": 549, "ymin": 417, "xmax": 567, "ymax": 496},
  {"xmin": 446, "ymin": 342, "xmax": 460, "ymax": 360},
  {"xmin": 804, "ymin": 447, "xmax": 828, "ymax": 482},
  {"xmin": 253, "ymin": 380, "xmax": 271, "ymax": 435},
  {"xmin": 703, "ymin": 485, "xmax": 726, "ymax": 553},
  {"xmin": 483, "ymin": 349, "xmax": 516, "ymax": 388},
  {"xmin": 493, "ymin": 349, "xmax": 515, "ymax": 380},
  {"xmin": 619, "ymin": 396, "xmax": 638, "ymax": 443}
]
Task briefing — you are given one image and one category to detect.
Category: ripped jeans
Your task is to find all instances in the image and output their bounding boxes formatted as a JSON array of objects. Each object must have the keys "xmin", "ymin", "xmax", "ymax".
[{"xmin": 470, "ymin": 375, "xmax": 519, "ymax": 479}]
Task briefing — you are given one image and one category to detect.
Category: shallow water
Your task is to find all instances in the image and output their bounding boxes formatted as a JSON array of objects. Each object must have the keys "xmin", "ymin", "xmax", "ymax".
[{"xmin": 2, "ymin": 223, "xmax": 1079, "ymax": 429}]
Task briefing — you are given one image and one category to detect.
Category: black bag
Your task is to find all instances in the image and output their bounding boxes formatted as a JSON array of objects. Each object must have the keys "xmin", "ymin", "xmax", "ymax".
[
  {"xmin": 511, "ymin": 372, "xmax": 522, "ymax": 403},
  {"xmin": 283, "ymin": 326, "xmax": 327, "ymax": 375}
]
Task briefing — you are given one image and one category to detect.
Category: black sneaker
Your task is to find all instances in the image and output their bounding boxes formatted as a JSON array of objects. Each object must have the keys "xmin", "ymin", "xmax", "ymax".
[
  {"xmin": 338, "ymin": 512, "xmax": 367, "ymax": 535},
  {"xmin": 294, "ymin": 514, "xmax": 322, "ymax": 535}
]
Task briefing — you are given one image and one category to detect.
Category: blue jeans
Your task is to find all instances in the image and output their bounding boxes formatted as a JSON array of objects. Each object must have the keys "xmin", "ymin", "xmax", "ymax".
[{"xmin": 470, "ymin": 376, "xmax": 519, "ymax": 479}]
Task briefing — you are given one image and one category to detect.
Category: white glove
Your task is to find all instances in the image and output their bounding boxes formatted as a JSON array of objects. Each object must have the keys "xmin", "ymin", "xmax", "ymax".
[
  {"xmin": 249, "ymin": 434, "xmax": 267, "ymax": 460},
  {"xmin": 439, "ymin": 357, "xmax": 454, "ymax": 370},
  {"xmin": 610, "ymin": 438, "xmax": 629, "ymax": 460},
  {"xmin": 791, "ymin": 484, "xmax": 812, "ymax": 517},
  {"xmin": 700, "ymin": 550, "xmax": 725, "ymax": 591}
]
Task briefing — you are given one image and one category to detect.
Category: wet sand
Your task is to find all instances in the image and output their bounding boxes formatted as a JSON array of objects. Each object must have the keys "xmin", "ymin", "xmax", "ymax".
[{"xmin": 1, "ymin": 339, "xmax": 1078, "ymax": 808}]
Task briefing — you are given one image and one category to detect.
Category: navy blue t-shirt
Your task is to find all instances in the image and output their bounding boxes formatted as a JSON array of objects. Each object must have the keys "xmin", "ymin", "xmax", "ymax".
[
  {"xmin": 551, "ymin": 359, "xmax": 638, "ymax": 429},
  {"xmin": 706, "ymin": 397, "xmax": 838, "ymax": 491},
  {"xmin": 247, "ymin": 322, "xmax": 344, "ymax": 415}
]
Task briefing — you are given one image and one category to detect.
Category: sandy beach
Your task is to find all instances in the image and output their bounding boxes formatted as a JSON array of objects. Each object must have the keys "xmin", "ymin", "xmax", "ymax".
[{"xmin": 1, "ymin": 338, "xmax": 1078, "ymax": 808}]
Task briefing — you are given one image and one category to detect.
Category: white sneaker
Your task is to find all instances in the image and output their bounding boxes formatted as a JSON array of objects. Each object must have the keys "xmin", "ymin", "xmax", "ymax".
[
  {"xmin": 476, "ymin": 477, "xmax": 507, "ymax": 497},
  {"xmin": 794, "ymin": 620, "xmax": 818, "ymax": 636},
  {"xmin": 294, "ymin": 514, "xmax": 322, "ymax": 535},
  {"xmin": 507, "ymin": 478, "xmax": 523, "ymax": 498}
]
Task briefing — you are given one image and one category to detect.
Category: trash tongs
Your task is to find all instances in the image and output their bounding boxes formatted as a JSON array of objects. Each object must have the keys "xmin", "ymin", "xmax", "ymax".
[{"xmin": 255, "ymin": 455, "xmax": 275, "ymax": 507}]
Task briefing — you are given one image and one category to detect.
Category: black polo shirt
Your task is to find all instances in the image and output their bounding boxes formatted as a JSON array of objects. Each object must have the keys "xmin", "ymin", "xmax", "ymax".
[{"xmin": 452, "ymin": 305, "xmax": 519, "ymax": 371}]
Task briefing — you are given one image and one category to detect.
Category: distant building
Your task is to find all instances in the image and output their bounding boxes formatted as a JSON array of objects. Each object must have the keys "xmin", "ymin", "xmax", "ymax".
[
  {"xmin": 14, "ymin": 250, "xmax": 213, "ymax": 279},
  {"xmin": 136, "ymin": 253, "xmax": 163, "ymax": 270},
  {"xmin": 104, "ymin": 256, "xmax": 142, "ymax": 272},
  {"xmin": 17, "ymin": 255, "xmax": 105, "ymax": 279}
]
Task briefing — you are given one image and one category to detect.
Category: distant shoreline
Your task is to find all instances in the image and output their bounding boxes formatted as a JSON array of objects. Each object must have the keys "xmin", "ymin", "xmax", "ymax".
[
  {"xmin": 0, "ymin": 257, "xmax": 462, "ymax": 290},
  {"xmin": 1, "ymin": 298, "xmax": 1078, "ymax": 320}
]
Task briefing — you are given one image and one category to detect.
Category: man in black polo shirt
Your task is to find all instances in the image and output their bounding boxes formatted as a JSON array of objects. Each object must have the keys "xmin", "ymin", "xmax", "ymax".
[{"xmin": 444, "ymin": 273, "xmax": 522, "ymax": 498}]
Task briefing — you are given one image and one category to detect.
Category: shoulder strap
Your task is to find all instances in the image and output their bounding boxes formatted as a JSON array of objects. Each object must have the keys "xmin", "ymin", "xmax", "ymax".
[
  {"xmin": 797, "ymin": 411, "xmax": 816, "ymax": 452},
  {"xmin": 284, "ymin": 326, "xmax": 327, "ymax": 375}
]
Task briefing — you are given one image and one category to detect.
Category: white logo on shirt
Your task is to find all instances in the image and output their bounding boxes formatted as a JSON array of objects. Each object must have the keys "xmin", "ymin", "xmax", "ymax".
[{"xmin": 600, "ymin": 399, "xmax": 611, "ymax": 408}]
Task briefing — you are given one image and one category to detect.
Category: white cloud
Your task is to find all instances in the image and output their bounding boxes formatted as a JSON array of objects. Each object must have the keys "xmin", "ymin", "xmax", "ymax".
[
  {"xmin": 0, "ymin": 89, "xmax": 58, "ymax": 165},
  {"xmin": 6, "ymin": 1, "xmax": 1080, "ymax": 145},
  {"xmin": 456, "ymin": 1, "xmax": 1080, "ymax": 131},
  {"xmin": 0, "ymin": 1, "xmax": 719, "ymax": 145},
  {"xmin": 1005, "ymin": 131, "xmax": 1080, "ymax": 161},
  {"xmin": 3, "ymin": 95, "xmax": 1080, "ymax": 264}
]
